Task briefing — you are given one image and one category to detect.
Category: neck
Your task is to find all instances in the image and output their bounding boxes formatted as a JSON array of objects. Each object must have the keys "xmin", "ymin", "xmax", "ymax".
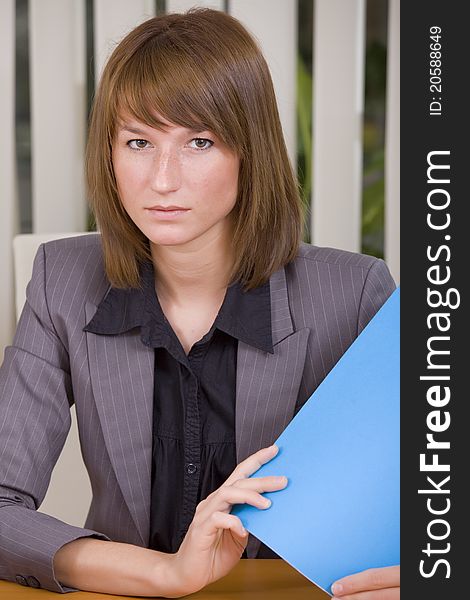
[{"xmin": 150, "ymin": 234, "xmax": 234, "ymax": 304}]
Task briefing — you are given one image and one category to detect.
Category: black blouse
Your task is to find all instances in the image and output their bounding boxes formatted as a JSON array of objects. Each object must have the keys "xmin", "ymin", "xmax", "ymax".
[{"xmin": 86, "ymin": 262, "xmax": 279, "ymax": 558}]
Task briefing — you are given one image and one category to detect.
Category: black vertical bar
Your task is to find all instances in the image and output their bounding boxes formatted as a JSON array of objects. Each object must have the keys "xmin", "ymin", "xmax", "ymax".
[
  {"xmin": 85, "ymin": 0, "xmax": 95, "ymax": 119},
  {"xmin": 156, "ymin": 0, "xmax": 166, "ymax": 16},
  {"xmin": 401, "ymin": 2, "xmax": 466, "ymax": 598},
  {"xmin": 15, "ymin": 0, "xmax": 32, "ymax": 233},
  {"xmin": 85, "ymin": 0, "xmax": 95, "ymax": 231},
  {"xmin": 297, "ymin": 0, "xmax": 313, "ymax": 243}
]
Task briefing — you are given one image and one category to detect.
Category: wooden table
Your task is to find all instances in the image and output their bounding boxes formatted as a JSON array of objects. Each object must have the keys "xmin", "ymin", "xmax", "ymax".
[{"xmin": 0, "ymin": 560, "xmax": 329, "ymax": 599}]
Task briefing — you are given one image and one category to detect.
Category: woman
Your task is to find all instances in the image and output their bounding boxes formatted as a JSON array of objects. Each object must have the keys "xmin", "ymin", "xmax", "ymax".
[{"xmin": 0, "ymin": 8, "xmax": 399, "ymax": 598}]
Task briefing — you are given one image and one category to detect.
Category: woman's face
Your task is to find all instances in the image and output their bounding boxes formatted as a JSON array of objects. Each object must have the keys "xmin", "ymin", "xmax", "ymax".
[{"xmin": 112, "ymin": 114, "xmax": 240, "ymax": 252}]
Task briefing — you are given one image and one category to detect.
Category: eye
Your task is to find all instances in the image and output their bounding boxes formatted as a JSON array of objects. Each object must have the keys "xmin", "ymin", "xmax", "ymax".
[
  {"xmin": 189, "ymin": 138, "xmax": 214, "ymax": 151},
  {"xmin": 127, "ymin": 139, "xmax": 151, "ymax": 150}
]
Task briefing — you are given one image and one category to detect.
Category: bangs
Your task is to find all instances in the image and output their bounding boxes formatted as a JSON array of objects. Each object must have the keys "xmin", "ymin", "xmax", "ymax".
[{"xmin": 108, "ymin": 35, "xmax": 246, "ymax": 155}]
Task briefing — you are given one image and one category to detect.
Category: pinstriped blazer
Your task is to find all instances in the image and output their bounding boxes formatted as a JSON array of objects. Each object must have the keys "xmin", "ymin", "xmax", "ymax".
[{"xmin": 0, "ymin": 234, "xmax": 395, "ymax": 593}]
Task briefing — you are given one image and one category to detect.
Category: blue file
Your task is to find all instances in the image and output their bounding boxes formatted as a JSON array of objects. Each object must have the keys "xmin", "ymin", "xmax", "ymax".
[{"xmin": 232, "ymin": 288, "xmax": 400, "ymax": 595}]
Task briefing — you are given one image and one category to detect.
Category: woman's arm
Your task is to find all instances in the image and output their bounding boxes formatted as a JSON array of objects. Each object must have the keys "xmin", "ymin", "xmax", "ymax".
[
  {"xmin": 0, "ymin": 243, "xmax": 111, "ymax": 592},
  {"xmin": 54, "ymin": 445, "xmax": 286, "ymax": 597},
  {"xmin": 54, "ymin": 538, "xmax": 181, "ymax": 597}
]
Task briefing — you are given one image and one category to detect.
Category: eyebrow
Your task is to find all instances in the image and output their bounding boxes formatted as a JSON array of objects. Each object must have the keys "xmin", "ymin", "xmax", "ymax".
[
  {"xmin": 120, "ymin": 126, "xmax": 147, "ymax": 135},
  {"xmin": 119, "ymin": 124, "xmax": 209, "ymax": 136}
]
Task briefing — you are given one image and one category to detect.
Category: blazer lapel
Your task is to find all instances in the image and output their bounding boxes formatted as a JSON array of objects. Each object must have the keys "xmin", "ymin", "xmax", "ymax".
[
  {"xmin": 236, "ymin": 267, "xmax": 310, "ymax": 463},
  {"xmin": 84, "ymin": 301, "xmax": 154, "ymax": 546}
]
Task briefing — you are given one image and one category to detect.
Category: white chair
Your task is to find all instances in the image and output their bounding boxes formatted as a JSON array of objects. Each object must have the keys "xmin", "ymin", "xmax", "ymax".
[{"xmin": 13, "ymin": 233, "xmax": 93, "ymax": 527}]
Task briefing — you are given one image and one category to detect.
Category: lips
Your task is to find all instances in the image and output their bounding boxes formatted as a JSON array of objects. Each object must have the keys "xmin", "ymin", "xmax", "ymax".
[
  {"xmin": 145, "ymin": 205, "xmax": 190, "ymax": 220},
  {"xmin": 147, "ymin": 205, "xmax": 189, "ymax": 211}
]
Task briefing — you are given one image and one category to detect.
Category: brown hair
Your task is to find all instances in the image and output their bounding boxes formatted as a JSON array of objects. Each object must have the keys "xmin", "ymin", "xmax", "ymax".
[{"xmin": 86, "ymin": 7, "xmax": 303, "ymax": 290}]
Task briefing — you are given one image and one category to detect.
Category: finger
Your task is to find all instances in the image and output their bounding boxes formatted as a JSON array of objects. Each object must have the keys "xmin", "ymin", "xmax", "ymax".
[
  {"xmin": 207, "ymin": 512, "xmax": 249, "ymax": 541},
  {"xmin": 332, "ymin": 566, "xmax": 400, "ymax": 596},
  {"xmin": 224, "ymin": 444, "xmax": 279, "ymax": 485},
  {"xmin": 196, "ymin": 487, "xmax": 275, "ymax": 522},
  {"xmin": 230, "ymin": 475, "xmax": 288, "ymax": 493},
  {"xmin": 332, "ymin": 586, "xmax": 400, "ymax": 600}
]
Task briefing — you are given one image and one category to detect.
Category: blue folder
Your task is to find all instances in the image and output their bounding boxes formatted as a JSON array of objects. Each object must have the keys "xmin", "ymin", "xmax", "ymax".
[{"xmin": 232, "ymin": 288, "xmax": 400, "ymax": 595}]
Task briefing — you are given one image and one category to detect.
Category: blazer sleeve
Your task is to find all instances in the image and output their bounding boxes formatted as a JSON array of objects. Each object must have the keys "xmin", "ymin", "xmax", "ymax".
[
  {"xmin": 0, "ymin": 245, "xmax": 109, "ymax": 593},
  {"xmin": 357, "ymin": 258, "xmax": 397, "ymax": 334}
]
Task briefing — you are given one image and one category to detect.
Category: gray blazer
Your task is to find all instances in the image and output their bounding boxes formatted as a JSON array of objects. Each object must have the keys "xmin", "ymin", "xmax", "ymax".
[{"xmin": 0, "ymin": 235, "xmax": 395, "ymax": 593}]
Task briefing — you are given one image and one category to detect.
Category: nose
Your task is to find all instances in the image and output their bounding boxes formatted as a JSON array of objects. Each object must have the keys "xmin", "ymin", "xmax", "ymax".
[{"xmin": 150, "ymin": 150, "xmax": 181, "ymax": 193}]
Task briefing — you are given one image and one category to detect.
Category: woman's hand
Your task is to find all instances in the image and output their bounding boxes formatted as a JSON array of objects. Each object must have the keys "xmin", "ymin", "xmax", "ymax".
[
  {"xmin": 168, "ymin": 444, "xmax": 287, "ymax": 597},
  {"xmin": 331, "ymin": 565, "xmax": 400, "ymax": 600}
]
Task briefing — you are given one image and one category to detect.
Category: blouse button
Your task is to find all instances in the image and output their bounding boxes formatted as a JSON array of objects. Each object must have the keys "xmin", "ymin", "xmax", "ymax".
[{"xmin": 186, "ymin": 463, "xmax": 197, "ymax": 474}]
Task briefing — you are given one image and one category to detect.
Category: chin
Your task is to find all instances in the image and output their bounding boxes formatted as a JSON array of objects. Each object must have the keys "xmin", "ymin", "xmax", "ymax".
[
  {"xmin": 146, "ymin": 231, "xmax": 200, "ymax": 248},
  {"xmin": 142, "ymin": 222, "xmax": 229, "ymax": 250}
]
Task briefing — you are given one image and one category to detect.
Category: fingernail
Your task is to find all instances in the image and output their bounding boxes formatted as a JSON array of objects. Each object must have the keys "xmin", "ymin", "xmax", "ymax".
[
  {"xmin": 263, "ymin": 498, "xmax": 272, "ymax": 507},
  {"xmin": 331, "ymin": 583, "xmax": 343, "ymax": 595},
  {"xmin": 277, "ymin": 476, "xmax": 287, "ymax": 484}
]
